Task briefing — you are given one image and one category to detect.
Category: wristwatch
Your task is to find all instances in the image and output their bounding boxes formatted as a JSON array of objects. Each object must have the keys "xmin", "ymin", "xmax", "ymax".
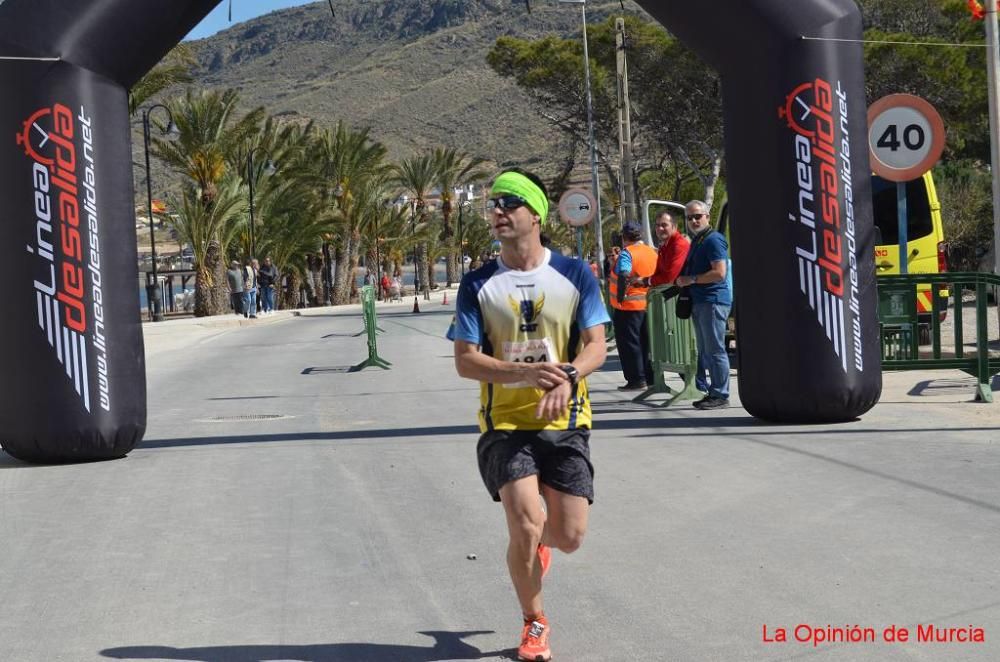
[{"xmin": 560, "ymin": 364, "xmax": 579, "ymax": 385}]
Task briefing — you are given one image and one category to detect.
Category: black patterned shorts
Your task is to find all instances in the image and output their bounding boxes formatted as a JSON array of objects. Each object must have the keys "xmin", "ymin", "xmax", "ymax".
[{"xmin": 477, "ymin": 428, "xmax": 594, "ymax": 504}]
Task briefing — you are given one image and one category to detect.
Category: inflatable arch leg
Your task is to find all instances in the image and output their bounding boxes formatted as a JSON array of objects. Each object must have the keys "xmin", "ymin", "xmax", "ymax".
[
  {"xmin": 0, "ymin": 0, "xmax": 880, "ymax": 464},
  {"xmin": 633, "ymin": 0, "xmax": 882, "ymax": 422}
]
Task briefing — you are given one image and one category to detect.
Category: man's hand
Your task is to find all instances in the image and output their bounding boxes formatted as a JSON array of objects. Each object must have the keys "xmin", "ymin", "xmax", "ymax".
[
  {"xmin": 536, "ymin": 381, "xmax": 572, "ymax": 421},
  {"xmin": 523, "ymin": 362, "xmax": 569, "ymax": 391}
]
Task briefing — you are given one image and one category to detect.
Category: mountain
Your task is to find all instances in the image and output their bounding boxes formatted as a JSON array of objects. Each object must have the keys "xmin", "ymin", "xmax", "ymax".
[{"xmin": 186, "ymin": 0, "xmax": 638, "ymax": 171}]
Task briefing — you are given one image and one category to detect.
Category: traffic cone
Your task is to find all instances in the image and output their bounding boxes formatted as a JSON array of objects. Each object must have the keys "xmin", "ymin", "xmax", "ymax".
[
  {"xmin": 442, "ymin": 291, "xmax": 449, "ymax": 305},
  {"xmin": 412, "ymin": 296, "xmax": 420, "ymax": 313}
]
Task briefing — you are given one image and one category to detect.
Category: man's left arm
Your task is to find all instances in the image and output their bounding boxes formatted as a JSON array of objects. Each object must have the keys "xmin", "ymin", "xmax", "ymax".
[
  {"xmin": 536, "ymin": 324, "xmax": 607, "ymax": 420},
  {"xmin": 678, "ymin": 235, "xmax": 727, "ymax": 287}
]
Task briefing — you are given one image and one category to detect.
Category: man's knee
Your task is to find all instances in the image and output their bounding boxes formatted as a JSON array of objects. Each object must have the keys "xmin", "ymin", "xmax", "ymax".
[
  {"xmin": 552, "ymin": 526, "xmax": 586, "ymax": 554},
  {"xmin": 507, "ymin": 506, "xmax": 546, "ymax": 547}
]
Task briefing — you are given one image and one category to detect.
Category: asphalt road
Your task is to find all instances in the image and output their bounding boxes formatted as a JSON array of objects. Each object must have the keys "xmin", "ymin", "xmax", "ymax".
[{"xmin": 2, "ymin": 297, "xmax": 998, "ymax": 661}]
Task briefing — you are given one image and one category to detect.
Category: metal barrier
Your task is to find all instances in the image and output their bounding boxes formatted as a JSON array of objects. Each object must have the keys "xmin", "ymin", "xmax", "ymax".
[
  {"xmin": 142, "ymin": 269, "xmax": 197, "ymax": 319},
  {"xmin": 632, "ymin": 284, "xmax": 702, "ymax": 406},
  {"xmin": 350, "ymin": 285, "xmax": 391, "ymax": 372},
  {"xmin": 878, "ymin": 272, "xmax": 999, "ymax": 402}
]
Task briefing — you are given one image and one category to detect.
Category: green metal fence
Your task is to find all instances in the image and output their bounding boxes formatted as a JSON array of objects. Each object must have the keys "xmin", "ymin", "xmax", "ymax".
[
  {"xmin": 878, "ymin": 272, "xmax": 999, "ymax": 402},
  {"xmin": 350, "ymin": 285, "xmax": 391, "ymax": 372},
  {"xmin": 631, "ymin": 284, "xmax": 702, "ymax": 406}
]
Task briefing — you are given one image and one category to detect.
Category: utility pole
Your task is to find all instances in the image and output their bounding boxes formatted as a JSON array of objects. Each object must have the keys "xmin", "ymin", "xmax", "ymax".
[
  {"xmin": 560, "ymin": 0, "xmax": 605, "ymax": 265},
  {"xmin": 615, "ymin": 17, "xmax": 639, "ymax": 238},
  {"xmin": 987, "ymin": 2, "xmax": 1000, "ymax": 274}
]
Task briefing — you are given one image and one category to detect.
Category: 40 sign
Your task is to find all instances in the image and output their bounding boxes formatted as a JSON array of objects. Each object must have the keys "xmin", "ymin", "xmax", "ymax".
[{"xmin": 867, "ymin": 94, "xmax": 945, "ymax": 182}]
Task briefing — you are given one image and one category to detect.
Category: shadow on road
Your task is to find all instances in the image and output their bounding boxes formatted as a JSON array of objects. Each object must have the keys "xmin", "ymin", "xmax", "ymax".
[{"xmin": 99, "ymin": 630, "xmax": 506, "ymax": 662}]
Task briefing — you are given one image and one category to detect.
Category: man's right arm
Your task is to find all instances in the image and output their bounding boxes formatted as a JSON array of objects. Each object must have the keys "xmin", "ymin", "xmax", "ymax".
[{"xmin": 454, "ymin": 340, "xmax": 568, "ymax": 390}]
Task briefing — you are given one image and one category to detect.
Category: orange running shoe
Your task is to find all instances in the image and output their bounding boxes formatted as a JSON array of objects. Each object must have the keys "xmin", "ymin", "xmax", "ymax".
[
  {"xmin": 518, "ymin": 616, "xmax": 551, "ymax": 662},
  {"xmin": 537, "ymin": 543, "xmax": 552, "ymax": 579}
]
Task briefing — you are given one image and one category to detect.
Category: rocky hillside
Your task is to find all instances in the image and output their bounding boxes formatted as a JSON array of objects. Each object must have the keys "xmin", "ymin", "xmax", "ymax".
[{"xmin": 187, "ymin": 0, "xmax": 643, "ymax": 170}]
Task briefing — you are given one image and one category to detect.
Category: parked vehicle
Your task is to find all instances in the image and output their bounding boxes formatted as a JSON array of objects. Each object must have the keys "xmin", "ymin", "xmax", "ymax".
[{"xmin": 871, "ymin": 170, "xmax": 948, "ymax": 342}]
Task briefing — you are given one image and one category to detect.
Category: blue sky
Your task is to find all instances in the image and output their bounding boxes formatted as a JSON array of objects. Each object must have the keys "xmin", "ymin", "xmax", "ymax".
[{"xmin": 185, "ymin": 0, "xmax": 317, "ymax": 40}]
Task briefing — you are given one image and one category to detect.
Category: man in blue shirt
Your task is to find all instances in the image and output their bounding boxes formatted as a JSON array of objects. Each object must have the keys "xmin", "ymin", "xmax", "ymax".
[{"xmin": 675, "ymin": 200, "xmax": 732, "ymax": 409}]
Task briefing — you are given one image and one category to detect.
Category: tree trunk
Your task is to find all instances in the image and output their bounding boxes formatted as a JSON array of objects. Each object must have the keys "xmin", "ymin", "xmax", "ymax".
[
  {"xmin": 701, "ymin": 149, "xmax": 722, "ymax": 210},
  {"xmin": 281, "ymin": 271, "xmax": 301, "ymax": 309},
  {"xmin": 442, "ymin": 205, "xmax": 456, "ymax": 287},
  {"xmin": 349, "ymin": 230, "xmax": 361, "ymax": 302},
  {"xmin": 194, "ymin": 239, "xmax": 227, "ymax": 317},
  {"xmin": 332, "ymin": 237, "xmax": 352, "ymax": 305},
  {"xmin": 421, "ymin": 243, "xmax": 433, "ymax": 296}
]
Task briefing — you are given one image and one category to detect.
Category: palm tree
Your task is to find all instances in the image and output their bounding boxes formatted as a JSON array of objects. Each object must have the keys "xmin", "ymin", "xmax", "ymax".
[
  {"xmin": 128, "ymin": 45, "xmax": 195, "ymax": 116},
  {"xmin": 231, "ymin": 117, "xmax": 316, "ymax": 260},
  {"xmin": 460, "ymin": 207, "xmax": 495, "ymax": 267},
  {"xmin": 312, "ymin": 123, "xmax": 389, "ymax": 304},
  {"xmin": 154, "ymin": 89, "xmax": 264, "ymax": 208},
  {"xmin": 166, "ymin": 177, "xmax": 247, "ymax": 317},
  {"xmin": 431, "ymin": 147, "xmax": 488, "ymax": 286},
  {"xmin": 391, "ymin": 154, "xmax": 438, "ymax": 298},
  {"xmin": 152, "ymin": 88, "xmax": 264, "ymax": 314}
]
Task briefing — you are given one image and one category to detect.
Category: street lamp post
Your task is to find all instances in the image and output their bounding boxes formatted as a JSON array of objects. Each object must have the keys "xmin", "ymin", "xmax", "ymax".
[
  {"xmin": 141, "ymin": 103, "xmax": 178, "ymax": 322},
  {"xmin": 458, "ymin": 199, "xmax": 473, "ymax": 278},
  {"xmin": 558, "ymin": 0, "xmax": 604, "ymax": 266},
  {"xmin": 410, "ymin": 200, "xmax": 420, "ymax": 294},
  {"xmin": 246, "ymin": 147, "xmax": 276, "ymax": 259}
]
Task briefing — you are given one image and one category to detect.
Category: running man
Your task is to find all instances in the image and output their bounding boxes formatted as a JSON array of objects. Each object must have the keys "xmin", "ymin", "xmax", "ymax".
[{"xmin": 448, "ymin": 168, "xmax": 609, "ymax": 662}]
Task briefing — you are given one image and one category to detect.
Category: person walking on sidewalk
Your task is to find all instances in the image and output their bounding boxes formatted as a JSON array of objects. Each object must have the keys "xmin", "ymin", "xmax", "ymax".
[
  {"xmin": 609, "ymin": 221, "xmax": 658, "ymax": 391},
  {"xmin": 258, "ymin": 256, "xmax": 278, "ymax": 314},
  {"xmin": 226, "ymin": 260, "xmax": 244, "ymax": 316},
  {"xmin": 675, "ymin": 200, "xmax": 732, "ymax": 409},
  {"xmin": 449, "ymin": 168, "xmax": 609, "ymax": 662},
  {"xmin": 242, "ymin": 258, "xmax": 258, "ymax": 319}
]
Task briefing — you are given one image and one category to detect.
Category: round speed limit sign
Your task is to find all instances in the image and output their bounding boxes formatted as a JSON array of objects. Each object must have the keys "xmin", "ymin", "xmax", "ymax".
[{"xmin": 867, "ymin": 94, "xmax": 945, "ymax": 182}]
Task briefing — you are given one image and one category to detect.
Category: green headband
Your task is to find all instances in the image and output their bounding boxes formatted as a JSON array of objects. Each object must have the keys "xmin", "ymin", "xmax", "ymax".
[{"xmin": 491, "ymin": 172, "xmax": 549, "ymax": 224}]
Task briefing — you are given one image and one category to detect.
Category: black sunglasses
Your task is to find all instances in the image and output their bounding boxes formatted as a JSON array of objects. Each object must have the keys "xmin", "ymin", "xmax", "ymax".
[
  {"xmin": 486, "ymin": 195, "xmax": 528, "ymax": 212},
  {"xmin": 685, "ymin": 213, "xmax": 707, "ymax": 221}
]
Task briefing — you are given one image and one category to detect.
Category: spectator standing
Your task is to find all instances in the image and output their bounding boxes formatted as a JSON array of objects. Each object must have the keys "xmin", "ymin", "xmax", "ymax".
[
  {"xmin": 390, "ymin": 274, "xmax": 403, "ymax": 301},
  {"xmin": 645, "ymin": 210, "xmax": 706, "ymax": 393},
  {"xmin": 648, "ymin": 211, "xmax": 690, "ymax": 288},
  {"xmin": 258, "ymin": 256, "xmax": 278, "ymax": 314},
  {"xmin": 242, "ymin": 258, "xmax": 258, "ymax": 319},
  {"xmin": 226, "ymin": 260, "xmax": 244, "ymax": 316},
  {"xmin": 609, "ymin": 222, "xmax": 658, "ymax": 391},
  {"xmin": 380, "ymin": 272, "xmax": 392, "ymax": 302},
  {"xmin": 675, "ymin": 200, "xmax": 732, "ymax": 409}
]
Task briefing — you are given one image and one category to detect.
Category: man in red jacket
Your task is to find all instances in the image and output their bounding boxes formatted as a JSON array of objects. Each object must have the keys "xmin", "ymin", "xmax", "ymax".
[{"xmin": 648, "ymin": 210, "xmax": 690, "ymax": 287}]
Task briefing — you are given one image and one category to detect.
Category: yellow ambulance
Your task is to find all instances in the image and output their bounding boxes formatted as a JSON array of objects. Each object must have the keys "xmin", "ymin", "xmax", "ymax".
[{"xmin": 871, "ymin": 170, "xmax": 948, "ymax": 338}]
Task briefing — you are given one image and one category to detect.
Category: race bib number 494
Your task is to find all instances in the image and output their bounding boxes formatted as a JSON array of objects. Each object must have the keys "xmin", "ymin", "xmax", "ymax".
[{"xmin": 502, "ymin": 337, "xmax": 556, "ymax": 389}]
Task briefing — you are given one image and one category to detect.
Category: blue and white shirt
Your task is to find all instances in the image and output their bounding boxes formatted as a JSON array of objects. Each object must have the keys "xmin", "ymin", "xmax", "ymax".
[{"xmin": 448, "ymin": 249, "xmax": 609, "ymax": 431}]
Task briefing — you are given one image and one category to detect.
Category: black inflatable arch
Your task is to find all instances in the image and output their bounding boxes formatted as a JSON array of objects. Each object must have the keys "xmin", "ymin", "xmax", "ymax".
[{"xmin": 0, "ymin": 0, "xmax": 881, "ymax": 462}]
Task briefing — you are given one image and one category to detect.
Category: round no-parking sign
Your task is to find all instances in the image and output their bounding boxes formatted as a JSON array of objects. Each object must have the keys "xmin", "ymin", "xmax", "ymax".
[
  {"xmin": 558, "ymin": 188, "xmax": 597, "ymax": 227},
  {"xmin": 867, "ymin": 94, "xmax": 945, "ymax": 182}
]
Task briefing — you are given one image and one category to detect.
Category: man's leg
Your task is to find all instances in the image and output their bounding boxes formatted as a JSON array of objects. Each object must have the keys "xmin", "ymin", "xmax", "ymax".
[
  {"xmin": 611, "ymin": 309, "xmax": 634, "ymax": 384},
  {"xmin": 614, "ymin": 309, "xmax": 642, "ymax": 385},
  {"xmin": 499, "ymin": 475, "xmax": 548, "ymax": 619},
  {"xmin": 691, "ymin": 304, "xmax": 711, "ymax": 398},
  {"xmin": 539, "ymin": 484, "xmax": 589, "ymax": 554},
  {"xmin": 705, "ymin": 304, "xmax": 731, "ymax": 398},
  {"xmin": 639, "ymin": 310, "xmax": 653, "ymax": 385}
]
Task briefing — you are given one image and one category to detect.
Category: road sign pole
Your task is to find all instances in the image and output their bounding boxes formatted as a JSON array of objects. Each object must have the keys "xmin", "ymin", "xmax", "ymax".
[{"xmin": 897, "ymin": 182, "xmax": 908, "ymax": 275}]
